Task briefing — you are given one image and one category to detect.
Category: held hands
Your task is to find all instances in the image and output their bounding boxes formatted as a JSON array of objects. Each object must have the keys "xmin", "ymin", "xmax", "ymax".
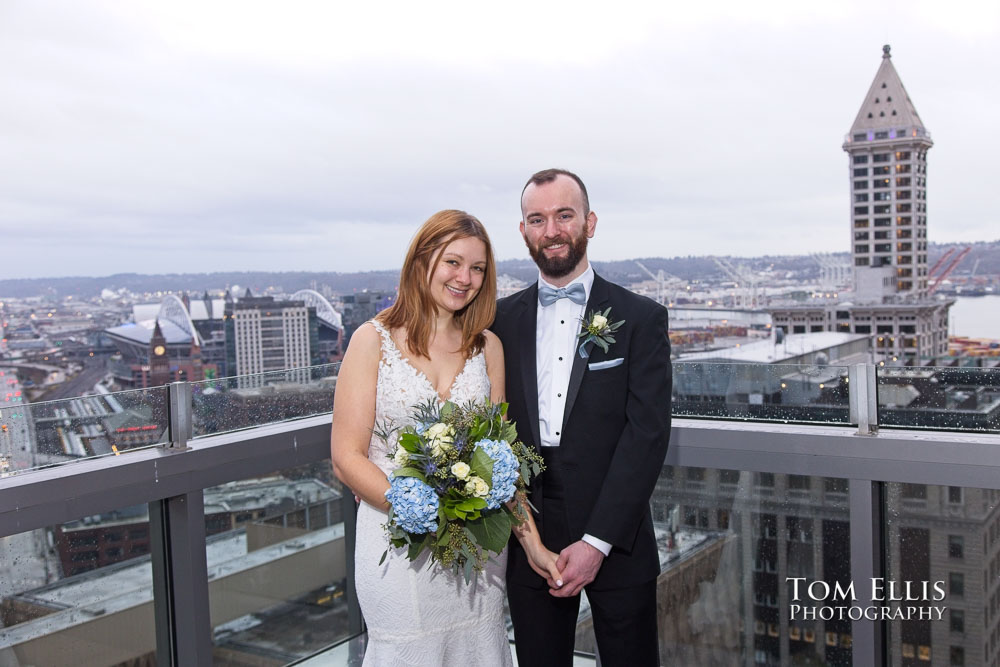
[
  {"xmin": 524, "ymin": 540, "xmax": 564, "ymax": 590},
  {"xmin": 550, "ymin": 540, "xmax": 604, "ymax": 597}
]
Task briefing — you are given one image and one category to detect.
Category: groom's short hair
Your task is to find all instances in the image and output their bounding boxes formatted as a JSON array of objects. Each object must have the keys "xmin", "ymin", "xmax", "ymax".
[{"xmin": 521, "ymin": 168, "xmax": 590, "ymax": 216}]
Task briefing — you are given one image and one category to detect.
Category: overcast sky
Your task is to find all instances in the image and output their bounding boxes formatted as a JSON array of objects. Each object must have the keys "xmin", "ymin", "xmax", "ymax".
[{"xmin": 2, "ymin": 0, "xmax": 998, "ymax": 280}]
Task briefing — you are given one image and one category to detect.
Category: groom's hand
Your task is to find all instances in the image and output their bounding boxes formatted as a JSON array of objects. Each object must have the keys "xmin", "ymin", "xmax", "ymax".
[{"xmin": 550, "ymin": 540, "xmax": 604, "ymax": 597}]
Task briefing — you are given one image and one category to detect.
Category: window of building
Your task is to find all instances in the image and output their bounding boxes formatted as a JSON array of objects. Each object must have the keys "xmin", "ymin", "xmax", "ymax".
[
  {"xmin": 901, "ymin": 483, "xmax": 927, "ymax": 499},
  {"xmin": 897, "ymin": 203, "xmax": 912, "ymax": 212},
  {"xmin": 854, "ymin": 219, "xmax": 869, "ymax": 228},
  {"xmin": 854, "ymin": 206, "xmax": 869, "ymax": 215},
  {"xmin": 717, "ymin": 509, "xmax": 730, "ymax": 530},
  {"xmin": 950, "ymin": 646, "xmax": 964, "ymax": 666},
  {"xmin": 873, "ymin": 153, "xmax": 890, "ymax": 163},
  {"xmin": 874, "ymin": 192, "xmax": 892, "ymax": 201},
  {"xmin": 855, "ymin": 325, "xmax": 871, "ymax": 334},
  {"xmin": 825, "ymin": 478, "xmax": 848, "ymax": 494},
  {"xmin": 855, "ymin": 194, "xmax": 869, "ymax": 202},
  {"xmin": 874, "ymin": 130, "xmax": 889, "ymax": 139},
  {"xmin": 896, "ymin": 177, "xmax": 911, "ymax": 187},
  {"xmin": 897, "ymin": 242, "xmax": 912, "ymax": 252},
  {"xmin": 854, "ymin": 232, "xmax": 869, "ymax": 240},
  {"xmin": 686, "ymin": 467, "xmax": 705, "ymax": 481},
  {"xmin": 852, "ymin": 133, "xmax": 867, "ymax": 142},
  {"xmin": 874, "ymin": 243, "xmax": 891, "ymax": 253},
  {"xmin": 896, "ymin": 151, "xmax": 911, "ymax": 160},
  {"xmin": 874, "ymin": 231, "xmax": 890, "ymax": 239},
  {"xmin": 874, "ymin": 205, "xmax": 891, "ymax": 214},
  {"xmin": 854, "ymin": 244, "xmax": 869, "ymax": 254},
  {"xmin": 853, "ymin": 155, "xmax": 869, "ymax": 164},
  {"xmin": 855, "ymin": 257, "xmax": 869, "ymax": 266},
  {"xmin": 950, "ymin": 572, "xmax": 964, "ymax": 598},
  {"xmin": 897, "ymin": 190, "xmax": 911, "ymax": 200},
  {"xmin": 895, "ymin": 163, "xmax": 912, "ymax": 173},
  {"xmin": 949, "ymin": 535, "xmax": 964, "ymax": 559},
  {"xmin": 793, "ymin": 325, "xmax": 806, "ymax": 333},
  {"xmin": 854, "ymin": 180, "xmax": 868, "ymax": 190},
  {"xmin": 949, "ymin": 486, "xmax": 963, "ymax": 504},
  {"xmin": 950, "ymin": 609, "xmax": 964, "ymax": 633},
  {"xmin": 756, "ymin": 472, "xmax": 775, "ymax": 488},
  {"xmin": 874, "ymin": 256, "xmax": 892, "ymax": 266},
  {"xmin": 853, "ymin": 168, "xmax": 868, "ymax": 176},
  {"xmin": 788, "ymin": 475, "xmax": 811, "ymax": 490},
  {"xmin": 874, "ymin": 178, "xmax": 890, "ymax": 188},
  {"xmin": 719, "ymin": 469, "xmax": 740, "ymax": 485}
]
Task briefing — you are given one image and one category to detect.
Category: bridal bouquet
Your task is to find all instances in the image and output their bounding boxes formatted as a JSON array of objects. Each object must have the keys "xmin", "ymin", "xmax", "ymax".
[{"xmin": 377, "ymin": 399, "xmax": 544, "ymax": 581}]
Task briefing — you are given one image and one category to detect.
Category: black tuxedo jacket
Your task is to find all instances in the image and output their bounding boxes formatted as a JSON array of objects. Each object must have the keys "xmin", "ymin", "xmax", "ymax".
[{"xmin": 493, "ymin": 273, "xmax": 672, "ymax": 590}]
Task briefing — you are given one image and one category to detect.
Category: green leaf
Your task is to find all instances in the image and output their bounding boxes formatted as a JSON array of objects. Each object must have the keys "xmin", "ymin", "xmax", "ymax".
[
  {"xmin": 455, "ymin": 497, "xmax": 487, "ymax": 512},
  {"xmin": 407, "ymin": 539, "xmax": 424, "ymax": 561},
  {"xmin": 470, "ymin": 447, "xmax": 494, "ymax": 485},
  {"xmin": 465, "ymin": 511, "xmax": 513, "ymax": 554},
  {"xmin": 379, "ymin": 549, "xmax": 388, "ymax": 565},
  {"xmin": 391, "ymin": 467, "xmax": 426, "ymax": 482},
  {"xmin": 398, "ymin": 432, "xmax": 423, "ymax": 453}
]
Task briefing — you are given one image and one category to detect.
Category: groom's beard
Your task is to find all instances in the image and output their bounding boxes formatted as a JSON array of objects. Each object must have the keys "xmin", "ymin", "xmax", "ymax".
[{"xmin": 525, "ymin": 227, "xmax": 589, "ymax": 279}]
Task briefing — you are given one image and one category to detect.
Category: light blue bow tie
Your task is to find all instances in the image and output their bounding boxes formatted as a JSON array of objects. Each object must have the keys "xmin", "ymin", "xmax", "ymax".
[{"xmin": 538, "ymin": 283, "xmax": 587, "ymax": 307}]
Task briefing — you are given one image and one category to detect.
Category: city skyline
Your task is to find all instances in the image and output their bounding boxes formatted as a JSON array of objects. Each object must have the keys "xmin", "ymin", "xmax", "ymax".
[{"xmin": 3, "ymin": 1, "xmax": 998, "ymax": 279}]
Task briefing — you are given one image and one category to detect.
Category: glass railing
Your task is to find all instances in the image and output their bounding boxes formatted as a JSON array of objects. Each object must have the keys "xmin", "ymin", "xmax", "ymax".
[
  {"xmin": 203, "ymin": 460, "xmax": 353, "ymax": 663},
  {"xmin": 0, "ymin": 504, "xmax": 157, "ymax": 664},
  {"xmin": 876, "ymin": 366, "xmax": 1000, "ymax": 432},
  {"xmin": 191, "ymin": 364, "xmax": 338, "ymax": 438},
  {"xmin": 673, "ymin": 363, "xmax": 852, "ymax": 424},
  {"xmin": 884, "ymin": 482, "xmax": 1000, "ymax": 665},
  {"xmin": 0, "ymin": 386, "xmax": 169, "ymax": 474}
]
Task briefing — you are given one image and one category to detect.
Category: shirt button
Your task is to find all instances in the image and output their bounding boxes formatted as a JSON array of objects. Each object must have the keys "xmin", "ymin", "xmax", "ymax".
[
  {"xmin": 557, "ymin": 393, "xmax": 562, "ymax": 398},
  {"xmin": 558, "ymin": 356, "xmax": 563, "ymax": 361},
  {"xmin": 560, "ymin": 320, "xmax": 565, "ymax": 324},
  {"xmin": 555, "ymin": 431, "xmax": 560, "ymax": 436}
]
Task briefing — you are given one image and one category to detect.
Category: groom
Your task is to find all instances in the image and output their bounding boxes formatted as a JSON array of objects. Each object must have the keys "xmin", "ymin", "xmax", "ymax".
[{"xmin": 494, "ymin": 169, "xmax": 672, "ymax": 666}]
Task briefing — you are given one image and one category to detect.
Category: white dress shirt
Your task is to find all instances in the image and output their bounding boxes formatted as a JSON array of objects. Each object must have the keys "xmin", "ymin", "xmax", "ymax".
[{"xmin": 535, "ymin": 264, "xmax": 611, "ymax": 556}]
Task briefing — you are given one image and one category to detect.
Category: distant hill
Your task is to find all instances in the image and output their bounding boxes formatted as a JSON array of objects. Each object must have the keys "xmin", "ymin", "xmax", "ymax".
[{"xmin": 2, "ymin": 240, "xmax": 998, "ymax": 299}]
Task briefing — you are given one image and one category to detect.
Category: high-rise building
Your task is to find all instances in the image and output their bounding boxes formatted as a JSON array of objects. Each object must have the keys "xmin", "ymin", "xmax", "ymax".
[
  {"xmin": 769, "ymin": 46, "xmax": 951, "ymax": 363},
  {"xmin": 843, "ymin": 44, "xmax": 933, "ymax": 297},
  {"xmin": 224, "ymin": 294, "xmax": 319, "ymax": 386}
]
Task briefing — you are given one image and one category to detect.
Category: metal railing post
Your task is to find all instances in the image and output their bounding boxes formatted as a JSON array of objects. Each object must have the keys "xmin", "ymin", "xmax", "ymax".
[
  {"xmin": 341, "ymin": 492, "xmax": 365, "ymax": 637},
  {"xmin": 167, "ymin": 381, "xmax": 193, "ymax": 449},
  {"xmin": 849, "ymin": 364, "xmax": 879, "ymax": 435},
  {"xmin": 850, "ymin": 480, "xmax": 886, "ymax": 667},
  {"xmin": 150, "ymin": 492, "xmax": 213, "ymax": 666}
]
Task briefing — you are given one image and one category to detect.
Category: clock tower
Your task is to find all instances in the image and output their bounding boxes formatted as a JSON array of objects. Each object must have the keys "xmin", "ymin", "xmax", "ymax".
[{"xmin": 149, "ymin": 320, "xmax": 171, "ymax": 388}]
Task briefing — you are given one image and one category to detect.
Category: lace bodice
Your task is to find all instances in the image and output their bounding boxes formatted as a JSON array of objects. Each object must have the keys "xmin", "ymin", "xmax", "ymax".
[{"xmin": 367, "ymin": 320, "xmax": 490, "ymax": 474}]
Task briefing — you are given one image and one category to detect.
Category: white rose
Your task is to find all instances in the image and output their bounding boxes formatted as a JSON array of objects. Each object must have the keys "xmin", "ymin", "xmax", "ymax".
[
  {"xmin": 393, "ymin": 446, "xmax": 409, "ymax": 466},
  {"xmin": 451, "ymin": 462, "xmax": 471, "ymax": 480},
  {"xmin": 466, "ymin": 476, "xmax": 489, "ymax": 498},
  {"xmin": 591, "ymin": 314, "xmax": 608, "ymax": 330}
]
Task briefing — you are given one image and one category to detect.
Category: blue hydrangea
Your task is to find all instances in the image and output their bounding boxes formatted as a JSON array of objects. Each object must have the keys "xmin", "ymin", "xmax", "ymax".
[
  {"xmin": 385, "ymin": 475, "xmax": 439, "ymax": 534},
  {"xmin": 476, "ymin": 439, "xmax": 520, "ymax": 509}
]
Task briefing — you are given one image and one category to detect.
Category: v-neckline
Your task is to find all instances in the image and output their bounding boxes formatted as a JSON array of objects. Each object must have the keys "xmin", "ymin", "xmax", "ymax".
[{"xmin": 388, "ymin": 334, "xmax": 476, "ymax": 404}]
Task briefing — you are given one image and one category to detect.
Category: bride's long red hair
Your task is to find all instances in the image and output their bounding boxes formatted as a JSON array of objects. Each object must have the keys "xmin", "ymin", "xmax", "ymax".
[{"xmin": 377, "ymin": 210, "xmax": 497, "ymax": 359}]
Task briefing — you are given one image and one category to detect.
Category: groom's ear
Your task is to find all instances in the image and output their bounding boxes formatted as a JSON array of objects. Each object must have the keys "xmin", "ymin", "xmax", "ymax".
[
  {"xmin": 519, "ymin": 219, "xmax": 526, "ymax": 239},
  {"xmin": 585, "ymin": 211, "xmax": 597, "ymax": 238}
]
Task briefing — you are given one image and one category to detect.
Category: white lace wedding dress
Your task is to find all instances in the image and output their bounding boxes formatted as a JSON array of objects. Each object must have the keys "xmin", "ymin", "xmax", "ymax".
[{"xmin": 354, "ymin": 321, "xmax": 512, "ymax": 666}]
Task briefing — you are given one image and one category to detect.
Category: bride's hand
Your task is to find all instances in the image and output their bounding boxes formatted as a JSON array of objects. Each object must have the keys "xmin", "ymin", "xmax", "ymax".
[{"xmin": 524, "ymin": 539, "xmax": 563, "ymax": 589}]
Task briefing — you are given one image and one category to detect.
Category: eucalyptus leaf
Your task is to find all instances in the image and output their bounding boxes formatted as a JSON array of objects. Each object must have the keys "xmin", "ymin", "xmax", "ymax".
[{"xmin": 466, "ymin": 511, "xmax": 512, "ymax": 554}]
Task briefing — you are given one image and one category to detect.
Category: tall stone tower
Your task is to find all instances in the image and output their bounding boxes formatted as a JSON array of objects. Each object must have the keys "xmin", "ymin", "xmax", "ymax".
[
  {"xmin": 843, "ymin": 44, "xmax": 933, "ymax": 298},
  {"xmin": 769, "ymin": 46, "xmax": 950, "ymax": 363}
]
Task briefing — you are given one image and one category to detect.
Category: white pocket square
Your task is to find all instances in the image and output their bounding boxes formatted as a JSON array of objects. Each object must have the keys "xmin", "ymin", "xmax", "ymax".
[{"xmin": 588, "ymin": 358, "xmax": 624, "ymax": 371}]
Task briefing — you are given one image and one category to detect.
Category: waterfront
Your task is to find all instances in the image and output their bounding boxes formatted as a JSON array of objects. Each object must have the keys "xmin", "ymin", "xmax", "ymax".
[{"xmin": 949, "ymin": 295, "xmax": 1000, "ymax": 339}]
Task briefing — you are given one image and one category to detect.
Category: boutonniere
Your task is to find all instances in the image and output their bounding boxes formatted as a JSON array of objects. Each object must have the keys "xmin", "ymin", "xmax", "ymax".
[{"xmin": 577, "ymin": 308, "xmax": 625, "ymax": 358}]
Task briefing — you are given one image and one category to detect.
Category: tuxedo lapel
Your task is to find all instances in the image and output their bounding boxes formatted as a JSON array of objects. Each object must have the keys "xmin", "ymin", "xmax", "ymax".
[
  {"xmin": 516, "ymin": 284, "xmax": 542, "ymax": 449},
  {"xmin": 562, "ymin": 274, "xmax": 612, "ymax": 433}
]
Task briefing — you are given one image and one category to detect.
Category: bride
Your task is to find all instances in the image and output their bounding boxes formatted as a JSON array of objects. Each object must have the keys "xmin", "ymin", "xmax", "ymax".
[{"xmin": 331, "ymin": 210, "xmax": 562, "ymax": 666}]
